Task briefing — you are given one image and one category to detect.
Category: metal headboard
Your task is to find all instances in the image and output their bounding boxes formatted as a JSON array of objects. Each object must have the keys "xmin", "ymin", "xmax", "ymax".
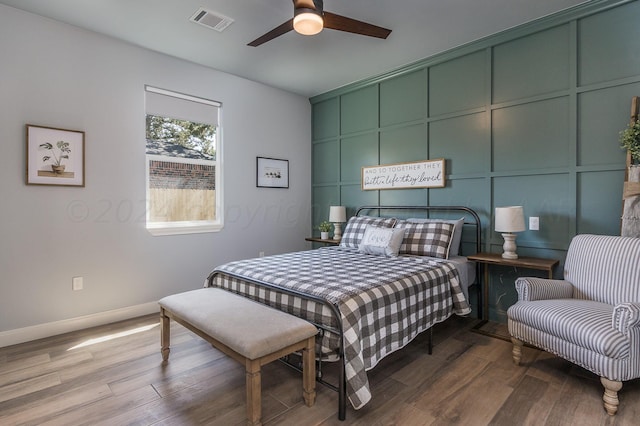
[{"xmin": 354, "ymin": 205, "xmax": 481, "ymax": 255}]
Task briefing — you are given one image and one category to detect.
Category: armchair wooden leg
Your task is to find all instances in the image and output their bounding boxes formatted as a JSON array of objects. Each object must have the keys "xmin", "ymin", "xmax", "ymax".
[
  {"xmin": 601, "ymin": 377, "xmax": 622, "ymax": 415},
  {"xmin": 511, "ymin": 337, "xmax": 523, "ymax": 365}
]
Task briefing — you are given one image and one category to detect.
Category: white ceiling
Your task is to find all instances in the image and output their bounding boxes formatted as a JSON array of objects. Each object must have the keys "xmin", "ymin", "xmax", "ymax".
[{"xmin": 0, "ymin": 0, "xmax": 590, "ymax": 97}]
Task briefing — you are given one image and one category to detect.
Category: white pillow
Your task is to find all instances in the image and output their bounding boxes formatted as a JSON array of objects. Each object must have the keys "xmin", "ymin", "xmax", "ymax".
[{"xmin": 358, "ymin": 226, "xmax": 406, "ymax": 257}]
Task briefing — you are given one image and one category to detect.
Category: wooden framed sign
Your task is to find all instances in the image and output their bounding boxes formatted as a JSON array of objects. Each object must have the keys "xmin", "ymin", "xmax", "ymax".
[{"xmin": 361, "ymin": 159, "xmax": 445, "ymax": 190}]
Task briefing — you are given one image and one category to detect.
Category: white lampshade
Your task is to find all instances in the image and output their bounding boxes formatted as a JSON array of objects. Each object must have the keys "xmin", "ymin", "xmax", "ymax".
[
  {"xmin": 329, "ymin": 205, "xmax": 346, "ymax": 241},
  {"xmin": 495, "ymin": 206, "xmax": 525, "ymax": 233},
  {"xmin": 293, "ymin": 11, "xmax": 323, "ymax": 35},
  {"xmin": 329, "ymin": 206, "xmax": 346, "ymax": 223}
]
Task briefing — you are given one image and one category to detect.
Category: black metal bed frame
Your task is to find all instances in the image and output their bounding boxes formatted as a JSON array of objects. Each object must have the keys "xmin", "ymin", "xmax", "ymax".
[{"xmin": 207, "ymin": 205, "xmax": 481, "ymax": 421}]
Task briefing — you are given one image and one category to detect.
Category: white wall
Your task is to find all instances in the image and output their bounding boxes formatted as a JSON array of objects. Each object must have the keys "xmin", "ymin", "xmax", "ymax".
[{"xmin": 0, "ymin": 5, "xmax": 312, "ymax": 344}]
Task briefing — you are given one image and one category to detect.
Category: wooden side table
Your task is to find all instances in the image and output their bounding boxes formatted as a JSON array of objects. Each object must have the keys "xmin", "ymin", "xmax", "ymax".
[
  {"xmin": 305, "ymin": 237, "xmax": 340, "ymax": 245},
  {"xmin": 468, "ymin": 252, "xmax": 559, "ymax": 339}
]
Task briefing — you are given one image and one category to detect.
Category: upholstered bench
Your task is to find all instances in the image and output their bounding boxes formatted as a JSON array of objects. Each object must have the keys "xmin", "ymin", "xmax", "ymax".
[{"xmin": 159, "ymin": 288, "xmax": 317, "ymax": 426}]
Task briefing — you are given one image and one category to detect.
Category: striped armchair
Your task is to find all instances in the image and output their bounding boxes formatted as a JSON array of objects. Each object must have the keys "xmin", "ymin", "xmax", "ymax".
[{"xmin": 507, "ymin": 234, "xmax": 640, "ymax": 415}]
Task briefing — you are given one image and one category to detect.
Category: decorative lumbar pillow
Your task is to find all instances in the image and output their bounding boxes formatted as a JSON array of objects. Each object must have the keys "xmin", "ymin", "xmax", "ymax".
[
  {"xmin": 358, "ymin": 226, "xmax": 406, "ymax": 257},
  {"xmin": 407, "ymin": 217, "xmax": 465, "ymax": 256},
  {"xmin": 340, "ymin": 216, "xmax": 397, "ymax": 248},
  {"xmin": 395, "ymin": 220, "xmax": 455, "ymax": 259}
]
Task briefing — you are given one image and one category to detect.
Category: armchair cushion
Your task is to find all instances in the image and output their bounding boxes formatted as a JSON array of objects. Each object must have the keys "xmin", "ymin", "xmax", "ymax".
[
  {"xmin": 508, "ymin": 299, "xmax": 629, "ymax": 359},
  {"xmin": 515, "ymin": 277, "xmax": 574, "ymax": 301}
]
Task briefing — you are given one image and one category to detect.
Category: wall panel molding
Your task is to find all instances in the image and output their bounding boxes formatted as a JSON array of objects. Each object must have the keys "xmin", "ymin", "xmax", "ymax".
[{"xmin": 310, "ymin": 0, "xmax": 633, "ymax": 103}]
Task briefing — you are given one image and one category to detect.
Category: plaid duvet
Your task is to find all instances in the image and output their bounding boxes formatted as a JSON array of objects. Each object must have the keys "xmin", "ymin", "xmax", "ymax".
[{"xmin": 205, "ymin": 246, "xmax": 471, "ymax": 409}]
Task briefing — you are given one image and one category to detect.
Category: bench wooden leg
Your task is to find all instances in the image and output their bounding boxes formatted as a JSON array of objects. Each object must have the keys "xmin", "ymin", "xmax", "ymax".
[
  {"xmin": 246, "ymin": 359, "xmax": 262, "ymax": 426},
  {"xmin": 302, "ymin": 336, "xmax": 316, "ymax": 407},
  {"xmin": 160, "ymin": 308, "xmax": 170, "ymax": 362}
]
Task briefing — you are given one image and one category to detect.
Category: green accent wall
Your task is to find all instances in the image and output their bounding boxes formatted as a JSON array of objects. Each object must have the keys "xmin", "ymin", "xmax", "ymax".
[{"xmin": 310, "ymin": 0, "xmax": 638, "ymax": 321}]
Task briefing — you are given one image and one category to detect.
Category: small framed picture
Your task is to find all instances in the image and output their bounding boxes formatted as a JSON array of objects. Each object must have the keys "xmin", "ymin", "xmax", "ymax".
[
  {"xmin": 26, "ymin": 124, "xmax": 85, "ymax": 187},
  {"xmin": 256, "ymin": 156, "xmax": 289, "ymax": 188}
]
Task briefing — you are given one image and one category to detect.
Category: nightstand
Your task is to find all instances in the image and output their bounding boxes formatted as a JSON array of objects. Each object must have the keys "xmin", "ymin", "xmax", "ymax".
[
  {"xmin": 305, "ymin": 237, "xmax": 340, "ymax": 245},
  {"xmin": 468, "ymin": 252, "xmax": 559, "ymax": 340}
]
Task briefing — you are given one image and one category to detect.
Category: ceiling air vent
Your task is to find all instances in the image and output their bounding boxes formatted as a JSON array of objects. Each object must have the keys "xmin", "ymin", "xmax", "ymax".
[{"xmin": 189, "ymin": 8, "xmax": 234, "ymax": 32}]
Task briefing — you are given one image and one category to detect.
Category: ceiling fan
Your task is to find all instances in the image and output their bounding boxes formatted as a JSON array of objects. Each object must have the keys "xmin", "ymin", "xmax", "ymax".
[{"xmin": 248, "ymin": 0, "xmax": 392, "ymax": 47}]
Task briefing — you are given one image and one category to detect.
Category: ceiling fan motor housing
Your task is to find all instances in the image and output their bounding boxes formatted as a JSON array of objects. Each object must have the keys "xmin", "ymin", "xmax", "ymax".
[{"xmin": 294, "ymin": 0, "xmax": 324, "ymax": 17}]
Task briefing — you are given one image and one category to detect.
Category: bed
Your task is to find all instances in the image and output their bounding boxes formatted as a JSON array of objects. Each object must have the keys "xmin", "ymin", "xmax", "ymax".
[{"xmin": 205, "ymin": 206, "xmax": 481, "ymax": 420}]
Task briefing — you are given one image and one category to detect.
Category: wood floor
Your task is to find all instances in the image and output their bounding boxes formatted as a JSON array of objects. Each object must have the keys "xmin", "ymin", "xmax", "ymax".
[{"xmin": 1, "ymin": 314, "xmax": 639, "ymax": 425}]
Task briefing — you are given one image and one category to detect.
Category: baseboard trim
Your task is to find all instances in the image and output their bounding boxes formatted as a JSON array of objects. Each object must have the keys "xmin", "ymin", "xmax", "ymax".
[{"xmin": 0, "ymin": 302, "xmax": 158, "ymax": 348}]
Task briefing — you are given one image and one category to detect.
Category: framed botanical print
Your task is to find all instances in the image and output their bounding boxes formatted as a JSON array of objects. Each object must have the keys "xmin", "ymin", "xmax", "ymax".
[{"xmin": 26, "ymin": 124, "xmax": 85, "ymax": 187}]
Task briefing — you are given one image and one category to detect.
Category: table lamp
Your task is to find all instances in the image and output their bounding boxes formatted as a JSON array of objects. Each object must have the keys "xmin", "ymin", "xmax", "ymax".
[
  {"xmin": 329, "ymin": 206, "xmax": 346, "ymax": 241},
  {"xmin": 495, "ymin": 206, "xmax": 525, "ymax": 259}
]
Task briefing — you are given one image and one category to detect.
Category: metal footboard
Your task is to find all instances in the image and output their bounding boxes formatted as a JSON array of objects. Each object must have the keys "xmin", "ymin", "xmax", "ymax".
[{"xmin": 205, "ymin": 271, "xmax": 348, "ymax": 420}]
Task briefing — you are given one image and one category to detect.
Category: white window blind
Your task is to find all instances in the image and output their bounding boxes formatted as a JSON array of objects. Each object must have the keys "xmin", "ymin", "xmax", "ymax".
[{"xmin": 145, "ymin": 86, "xmax": 220, "ymax": 126}]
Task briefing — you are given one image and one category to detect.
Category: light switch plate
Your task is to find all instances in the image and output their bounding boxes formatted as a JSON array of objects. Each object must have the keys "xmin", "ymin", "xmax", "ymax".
[
  {"xmin": 529, "ymin": 217, "xmax": 539, "ymax": 231},
  {"xmin": 72, "ymin": 276, "xmax": 83, "ymax": 291}
]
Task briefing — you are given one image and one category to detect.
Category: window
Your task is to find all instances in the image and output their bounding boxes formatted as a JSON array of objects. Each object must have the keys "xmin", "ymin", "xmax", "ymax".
[{"xmin": 145, "ymin": 86, "xmax": 222, "ymax": 235}]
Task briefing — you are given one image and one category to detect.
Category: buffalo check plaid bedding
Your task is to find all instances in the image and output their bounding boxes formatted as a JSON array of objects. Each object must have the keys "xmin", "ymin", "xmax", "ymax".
[{"xmin": 205, "ymin": 246, "xmax": 471, "ymax": 409}]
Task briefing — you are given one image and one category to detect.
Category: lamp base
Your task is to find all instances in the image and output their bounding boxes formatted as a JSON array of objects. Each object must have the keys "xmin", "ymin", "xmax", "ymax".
[
  {"xmin": 501, "ymin": 233, "xmax": 519, "ymax": 259},
  {"xmin": 333, "ymin": 223, "xmax": 343, "ymax": 241}
]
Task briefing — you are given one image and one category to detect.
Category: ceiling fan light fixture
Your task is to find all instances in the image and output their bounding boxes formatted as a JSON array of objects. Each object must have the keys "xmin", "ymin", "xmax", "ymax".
[
  {"xmin": 293, "ymin": 9, "xmax": 323, "ymax": 35},
  {"xmin": 248, "ymin": 0, "xmax": 390, "ymax": 47}
]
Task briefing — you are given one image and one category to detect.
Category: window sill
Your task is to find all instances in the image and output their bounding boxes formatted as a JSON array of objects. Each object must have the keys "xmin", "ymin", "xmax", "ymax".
[{"xmin": 146, "ymin": 221, "xmax": 222, "ymax": 236}]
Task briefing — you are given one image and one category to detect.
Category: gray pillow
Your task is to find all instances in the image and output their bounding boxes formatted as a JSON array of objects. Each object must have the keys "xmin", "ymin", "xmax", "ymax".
[
  {"xmin": 407, "ymin": 217, "xmax": 465, "ymax": 256},
  {"xmin": 339, "ymin": 216, "xmax": 397, "ymax": 249},
  {"xmin": 394, "ymin": 220, "xmax": 455, "ymax": 259}
]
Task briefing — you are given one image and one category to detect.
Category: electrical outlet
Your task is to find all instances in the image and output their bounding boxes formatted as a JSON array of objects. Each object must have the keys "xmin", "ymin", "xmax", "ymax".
[
  {"xmin": 259, "ymin": 251, "xmax": 265, "ymax": 257},
  {"xmin": 72, "ymin": 276, "xmax": 83, "ymax": 291},
  {"xmin": 529, "ymin": 216, "xmax": 540, "ymax": 231}
]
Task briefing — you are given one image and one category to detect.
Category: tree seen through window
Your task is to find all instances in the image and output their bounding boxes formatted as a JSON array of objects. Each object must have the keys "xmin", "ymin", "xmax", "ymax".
[{"xmin": 146, "ymin": 115, "xmax": 216, "ymax": 158}]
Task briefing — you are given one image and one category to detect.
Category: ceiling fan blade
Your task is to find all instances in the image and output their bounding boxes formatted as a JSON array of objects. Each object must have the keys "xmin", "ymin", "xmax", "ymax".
[
  {"xmin": 247, "ymin": 19, "xmax": 294, "ymax": 47},
  {"xmin": 323, "ymin": 11, "xmax": 391, "ymax": 39}
]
